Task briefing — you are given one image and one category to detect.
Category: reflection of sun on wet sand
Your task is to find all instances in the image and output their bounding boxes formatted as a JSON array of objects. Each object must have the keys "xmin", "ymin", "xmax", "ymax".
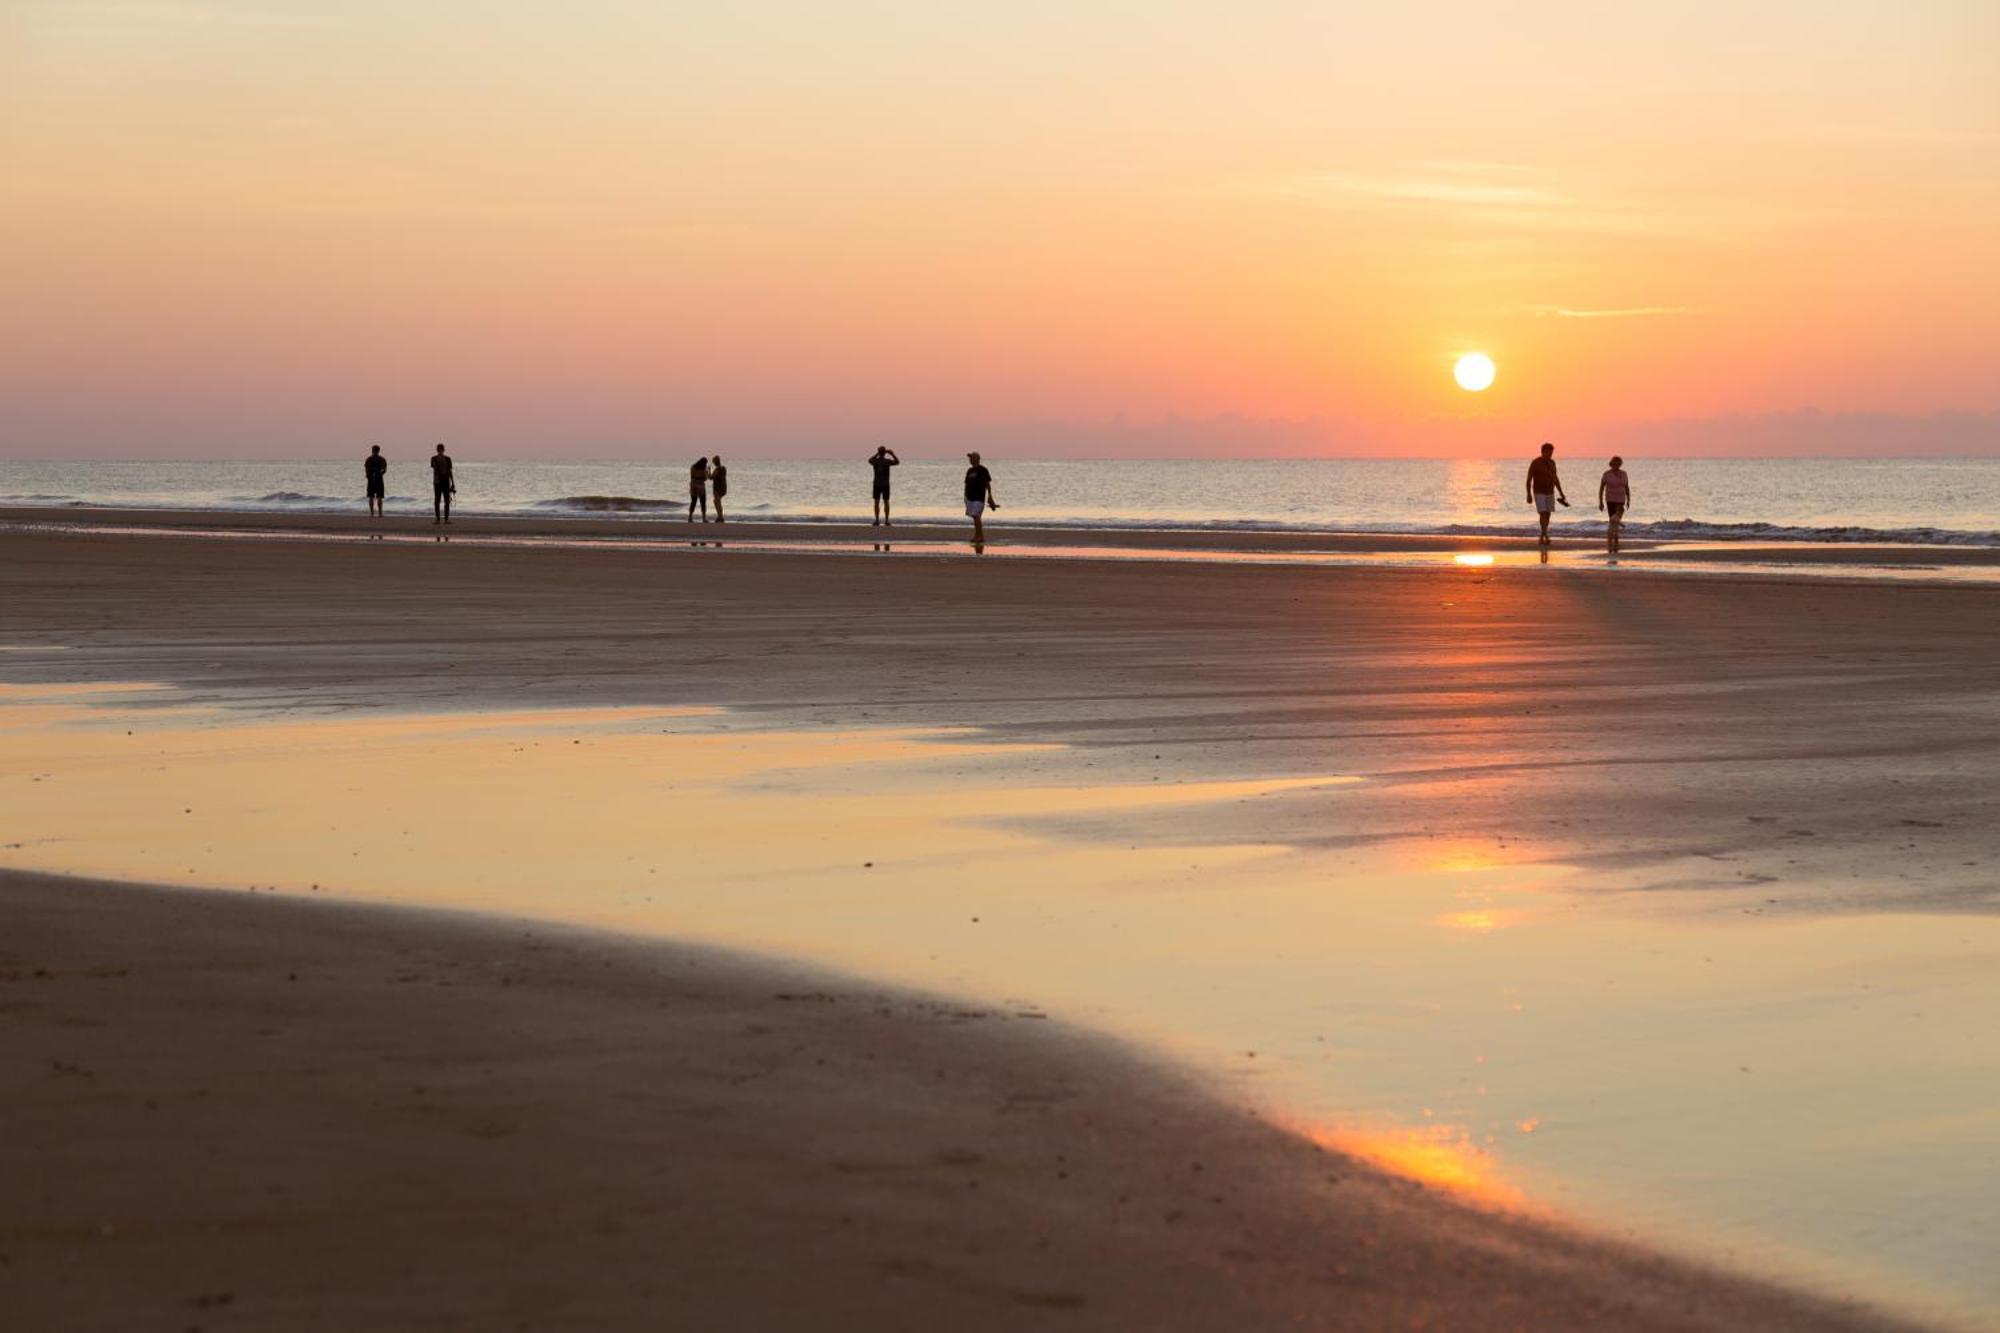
[
  {"xmin": 11, "ymin": 504, "xmax": 2000, "ymax": 581},
  {"xmin": 1303, "ymin": 1121, "xmax": 1529, "ymax": 1212},
  {"xmin": 0, "ymin": 870, "xmax": 1917, "ymax": 1332},
  {"xmin": 4, "ymin": 523, "xmax": 1996, "ymax": 1328}
]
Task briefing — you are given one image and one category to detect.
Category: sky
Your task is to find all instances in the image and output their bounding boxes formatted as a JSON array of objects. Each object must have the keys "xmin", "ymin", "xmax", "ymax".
[{"xmin": 3, "ymin": 1, "xmax": 1997, "ymax": 458}]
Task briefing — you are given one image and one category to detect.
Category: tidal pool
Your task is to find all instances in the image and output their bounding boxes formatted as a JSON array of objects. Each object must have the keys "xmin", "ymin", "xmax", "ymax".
[{"xmin": 2, "ymin": 684, "xmax": 1993, "ymax": 1326}]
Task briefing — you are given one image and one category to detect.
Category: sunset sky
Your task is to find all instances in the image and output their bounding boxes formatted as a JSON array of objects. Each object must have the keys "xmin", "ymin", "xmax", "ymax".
[{"xmin": 4, "ymin": 2, "xmax": 1996, "ymax": 458}]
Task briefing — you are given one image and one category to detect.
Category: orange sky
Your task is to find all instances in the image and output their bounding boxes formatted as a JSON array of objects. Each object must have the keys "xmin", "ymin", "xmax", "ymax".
[{"xmin": 3, "ymin": 2, "xmax": 1996, "ymax": 457}]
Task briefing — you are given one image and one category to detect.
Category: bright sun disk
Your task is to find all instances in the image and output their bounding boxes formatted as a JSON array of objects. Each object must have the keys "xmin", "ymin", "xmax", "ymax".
[{"xmin": 1454, "ymin": 353, "xmax": 1496, "ymax": 392}]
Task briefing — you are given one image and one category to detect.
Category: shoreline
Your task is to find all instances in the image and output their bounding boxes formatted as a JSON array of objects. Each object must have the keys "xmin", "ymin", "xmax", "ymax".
[
  {"xmin": 0, "ymin": 868, "xmax": 1919, "ymax": 1331},
  {"xmin": 4, "ymin": 524, "xmax": 1997, "ymax": 1324},
  {"xmin": 0, "ymin": 502, "xmax": 1626, "ymax": 551},
  {"xmin": 11, "ymin": 504, "xmax": 2000, "ymax": 556},
  {"xmin": 11, "ymin": 504, "xmax": 2000, "ymax": 588}
]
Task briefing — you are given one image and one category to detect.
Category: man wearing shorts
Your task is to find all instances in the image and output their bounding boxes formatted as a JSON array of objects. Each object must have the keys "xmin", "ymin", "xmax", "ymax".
[
  {"xmin": 1525, "ymin": 441, "xmax": 1568, "ymax": 545},
  {"xmin": 363, "ymin": 446, "xmax": 387, "ymax": 518},
  {"xmin": 869, "ymin": 446, "xmax": 899, "ymax": 526},
  {"xmin": 430, "ymin": 443, "xmax": 455, "ymax": 524},
  {"xmin": 1598, "ymin": 455, "xmax": 1632, "ymax": 554},
  {"xmin": 708, "ymin": 455, "xmax": 727, "ymax": 523},
  {"xmin": 963, "ymin": 452, "xmax": 996, "ymax": 544}
]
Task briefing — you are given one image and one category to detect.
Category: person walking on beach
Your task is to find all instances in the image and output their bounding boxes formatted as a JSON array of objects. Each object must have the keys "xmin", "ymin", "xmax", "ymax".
[
  {"xmin": 1598, "ymin": 456, "xmax": 1632, "ymax": 554},
  {"xmin": 869, "ymin": 446, "xmax": 900, "ymax": 526},
  {"xmin": 1526, "ymin": 442, "xmax": 1568, "ymax": 545},
  {"xmin": 708, "ymin": 455, "xmax": 728, "ymax": 523},
  {"xmin": 964, "ymin": 451, "xmax": 996, "ymax": 545},
  {"xmin": 363, "ymin": 446, "xmax": 387, "ymax": 519},
  {"xmin": 688, "ymin": 456, "xmax": 710, "ymax": 522},
  {"xmin": 430, "ymin": 444, "xmax": 455, "ymax": 525}
]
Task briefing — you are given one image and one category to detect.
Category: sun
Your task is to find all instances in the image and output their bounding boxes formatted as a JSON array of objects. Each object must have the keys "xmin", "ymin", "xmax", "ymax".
[{"xmin": 1454, "ymin": 352, "xmax": 1496, "ymax": 392}]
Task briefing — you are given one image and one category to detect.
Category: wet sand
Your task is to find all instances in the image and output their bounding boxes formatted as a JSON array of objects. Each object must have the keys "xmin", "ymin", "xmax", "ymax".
[
  {"xmin": 8, "ymin": 502, "xmax": 2000, "ymax": 567},
  {"xmin": 8, "ymin": 504, "xmax": 1535, "ymax": 553},
  {"xmin": 0, "ymin": 868, "xmax": 1911, "ymax": 1331},
  {"xmin": 2, "ymin": 519, "xmax": 1995, "ymax": 911},
  {"xmin": 3, "ymin": 521, "xmax": 1997, "ymax": 1327}
]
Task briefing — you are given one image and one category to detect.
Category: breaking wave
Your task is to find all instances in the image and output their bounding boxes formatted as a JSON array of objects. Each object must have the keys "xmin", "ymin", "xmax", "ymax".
[
  {"xmin": 535, "ymin": 495, "xmax": 682, "ymax": 513},
  {"xmin": 1428, "ymin": 518, "xmax": 2000, "ymax": 546}
]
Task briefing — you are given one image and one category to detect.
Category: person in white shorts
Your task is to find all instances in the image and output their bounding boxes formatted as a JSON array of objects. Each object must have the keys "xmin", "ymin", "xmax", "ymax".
[
  {"xmin": 1598, "ymin": 456, "xmax": 1632, "ymax": 553},
  {"xmin": 1525, "ymin": 442, "xmax": 1568, "ymax": 545},
  {"xmin": 963, "ymin": 452, "xmax": 997, "ymax": 545}
]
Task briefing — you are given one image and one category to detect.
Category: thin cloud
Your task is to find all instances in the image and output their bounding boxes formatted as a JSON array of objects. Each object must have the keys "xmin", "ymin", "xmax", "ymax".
[
  {"xmin": 1246, "ymin": 160, "xmax": 1857, "ymax": 241},
  {"xmin": 1764, "ymin": 124, "xmax": 2000, "ymax": 148},
  {"xmin": 59, "ymin": 2, "xmax": 335, "ymax": 31},
  {"xmin": 1256, "ymin": 166, "xmax": 1563, "ymax": 210},
  {"xmin": 1527, "ymin": 305, "xmax": 1710, "ymax": 319},
  {"xmin": 1245, "ymin": 163, "xmax": 1677, "ymax": 235}
]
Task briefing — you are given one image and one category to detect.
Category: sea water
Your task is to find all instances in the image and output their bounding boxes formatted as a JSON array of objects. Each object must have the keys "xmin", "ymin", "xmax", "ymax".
[{"xmin": 3, "ymin": 457, "xmax": 1998, "ymax": 545}]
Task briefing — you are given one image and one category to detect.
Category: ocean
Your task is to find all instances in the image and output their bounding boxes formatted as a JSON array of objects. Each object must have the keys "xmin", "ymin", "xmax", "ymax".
[{"xmin": 3, "ymin": 457, "xmax": 1998, "ymax": 545}]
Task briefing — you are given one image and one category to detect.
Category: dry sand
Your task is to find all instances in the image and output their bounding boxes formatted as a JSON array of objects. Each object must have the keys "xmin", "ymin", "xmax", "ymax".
[
  {"xmin": 1, "ymin": 869, "xmax": 1914, "ymax": 1332},
  {"xmin": 4, "ymin": 518, "xmax": 1995, "ymax": 1329}
]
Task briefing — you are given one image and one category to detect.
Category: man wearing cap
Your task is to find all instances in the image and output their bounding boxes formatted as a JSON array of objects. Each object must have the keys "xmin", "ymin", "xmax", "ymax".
[{"xmin": 1525, "ymin": 441, "xmax": 1569, "ymax": 545}]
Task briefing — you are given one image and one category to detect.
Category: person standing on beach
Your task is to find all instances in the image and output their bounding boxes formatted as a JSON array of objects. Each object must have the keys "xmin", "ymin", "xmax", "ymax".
[
  {"xmin": 430, "ymin": 444, "xmax": 455, "ymax": 525},
  {"xmin": 688, "ymin": 456, "xmax": 710, "ymax": 522},
  {"xmin": 964, "ymin": 451, "xmax": 996, "ymax": 545},
  {"xmin": 869, "ymin": 447, "xmax": 900, "ymax": 526},
  {"xmin": 363, "ymin": 446, "xmax": 387, "ymax": 519},
  {"xmin": 1598, "ymin": 456, "xmax": 1632, "ymax": 554},
  {"xmin": 1526, "ymin": 442, "xmax": 1568, "ymax": 545},
  {"xmin": 708, "ymin": 456, "xmax": 727, "ymax": 523}
]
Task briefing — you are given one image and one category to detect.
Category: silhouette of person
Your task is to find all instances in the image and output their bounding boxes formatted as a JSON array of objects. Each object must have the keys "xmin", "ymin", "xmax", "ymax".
[
  {"xmin": 364, "ymin": 446, "xmax": 387, "ymax": 518},
  {"xmin": 430, "ymin": 444, "xmax": 455, "ymax": 524},
  {"xmin": 1598, "ymin": 456, "xmax": 1632, "ymax": 554},
  {"xmin": 1525, "ymin": 442, "xmax": 1568, "ymax": 545},
  {"xmin": 688, "ymin": 456, "xmax": 710, "ymax": 522},
  {"xmin": 709, "ymin": 455, "xmax": 727, "ymax": 523},
  {"xmin": 963, "ymin": 451, "xmax": 996, "ymax": 545},
  {"xmin": 869, "ymin": 447, "xmax": 900, "ymax": 526}
]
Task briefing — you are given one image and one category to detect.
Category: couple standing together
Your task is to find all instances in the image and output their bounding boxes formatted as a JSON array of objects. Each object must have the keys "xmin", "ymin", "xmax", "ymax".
[
  {"xmin": 687, "ymin": 456, "xmax": 728, "ymax": 522},
  {"xmin": 868, "ymin": 448, "xmax": 998, "ymax": 541},
  {"xmin": 1527, "ymin": 442, "xmax": 1632, "ymax": 553}
]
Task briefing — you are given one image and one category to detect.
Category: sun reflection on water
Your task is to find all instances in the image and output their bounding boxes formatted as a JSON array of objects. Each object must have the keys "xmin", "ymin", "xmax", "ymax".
[{"xmin": 1435, "ymin": 908, "xmax": 1524, "ymax": 934}]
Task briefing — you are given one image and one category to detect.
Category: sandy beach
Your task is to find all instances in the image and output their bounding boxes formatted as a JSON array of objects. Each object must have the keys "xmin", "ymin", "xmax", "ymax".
[
  {"xmin": 0, "ymin": 868, "xmax": 1915, "ymax": 1332},
  {"xmin": 3, "ymin": 517, "xmax": 1996, "ymax": 1328},
  {"xmin": 10, "ymin": 0, "xmax": 1998, "ymax": 1323},
  {"xmin": 2, "ymin": 515, "xmax": 1996, "ymax": 909}
]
